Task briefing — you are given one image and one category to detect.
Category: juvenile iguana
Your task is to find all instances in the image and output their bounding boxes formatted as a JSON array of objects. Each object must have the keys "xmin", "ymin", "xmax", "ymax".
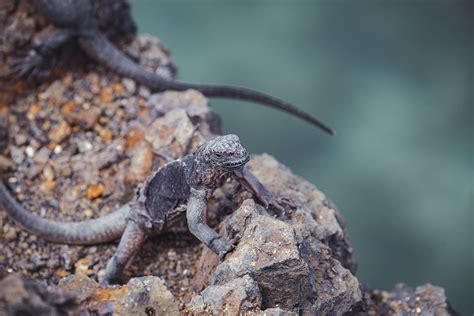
[{"xmin": 0, "ymin": 134, "xmax": 284, "ymax": 284}]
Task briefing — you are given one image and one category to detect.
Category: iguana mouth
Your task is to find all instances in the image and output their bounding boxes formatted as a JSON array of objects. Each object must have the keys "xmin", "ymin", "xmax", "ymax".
[{"xmin": 223, "ymin": 155, "xmax": 250, "ymax": 169}]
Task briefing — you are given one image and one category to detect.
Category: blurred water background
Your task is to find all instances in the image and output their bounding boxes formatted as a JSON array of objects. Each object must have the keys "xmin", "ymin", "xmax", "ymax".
[{"xmin": 130, "ymin": 0, "xmax": 472, "ymax": 313}]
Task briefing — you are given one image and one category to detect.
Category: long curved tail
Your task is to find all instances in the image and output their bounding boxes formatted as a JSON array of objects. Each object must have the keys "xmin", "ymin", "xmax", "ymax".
[
  {"xmin": 79, "ymin": 32, "xmax": 334, "ymax": 135},
  {"xmin": 0, "ymin": 180, "xmax": 129, "ymax": 245}
]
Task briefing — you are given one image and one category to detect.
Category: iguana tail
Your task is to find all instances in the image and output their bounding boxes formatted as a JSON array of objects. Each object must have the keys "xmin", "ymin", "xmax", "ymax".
[
  {"xmin": 0, "ymin": 181, "xmax": 129, "ymax": 245},
  {"xmin": 78, "ymin": 31, "xmax": 334, "ymax": 135}
]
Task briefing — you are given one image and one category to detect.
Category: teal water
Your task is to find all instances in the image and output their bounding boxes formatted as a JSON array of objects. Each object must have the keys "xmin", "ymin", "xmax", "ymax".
[{"xmin": 130, "ymin": 1, "xmax": 473, "ymax": 313}]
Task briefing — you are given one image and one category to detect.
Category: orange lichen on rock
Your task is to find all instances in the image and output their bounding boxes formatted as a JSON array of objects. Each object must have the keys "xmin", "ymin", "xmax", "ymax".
[
  {"xmin": 126, "ymin": 141, "xmax": 153, "ymax": 183},
  {"xmin": 86, "ymin": 184, "xmax": 105, "ymax": 200},
  {"xmin": 113, "ymin": 83, "xmax": 125, "ymax": 94},
  {"xmin": 125, "ymin": 126, "xmax": 145, "ymax": 148},
  {"xmin": 41, "ymin": 179, "xmax": 57, "ymax": 192},
  {"xmin": 61, "ymin": 100, "xmax": 76, "ymax": 115},
  {"xmin": 48, "ymin": 120, "xmax": 71, "ymax": 143},
  {"xmin": 75, "ymin": 258, "xmax": 92, "ymax": 275},
  {"xmin": 27, "ymin": 103, "xmax": 41, "ymax": 119},
  {"xmin": 99, "ymin": 86, "xmax": 114, "ymax": 103},
  {"xmin": 56, "ymin": 269, "xmax": 70, "ymax": 278},
  {"xmin": 93, "ymin": 286, "xmax": 127, "ymax": 302},
  {"xmin": 98, "ymin": 128, "xmax": 114, "ymax": 142}
]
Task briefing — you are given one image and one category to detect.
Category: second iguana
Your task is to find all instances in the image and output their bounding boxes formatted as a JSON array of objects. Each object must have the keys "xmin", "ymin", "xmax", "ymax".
[{"xmin": 9, "ymin": 0, "xmax": 333, "ymax": 134}]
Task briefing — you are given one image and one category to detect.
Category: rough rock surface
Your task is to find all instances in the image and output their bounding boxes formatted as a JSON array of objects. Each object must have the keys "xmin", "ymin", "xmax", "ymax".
[
  {"xmin": 58, "ymin": 274, "xmax": 180, "ymax": 315},
  {"xmin": 0, "ymin": 272, "xmax": 179, "ymax": 315},
  {"xmin": 189, "ymin": 155, "xmax": 362, "ymax": 314},
  {"xmin": 363, "ymin": 283, "xmax": 457, "ymax": 316},
  {"xmin": 186, "ymin": 156, "xmax": 457, "ymax": 314},
  {"xmin": 0, "ymin": 273, "xmax": 83, "ymax": 315},
  {"xmin": 189, "ymin": 275, "xmax": 261, "ymax": 315}
]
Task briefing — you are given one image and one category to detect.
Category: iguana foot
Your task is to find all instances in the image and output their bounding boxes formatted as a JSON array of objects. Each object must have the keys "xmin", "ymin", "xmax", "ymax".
[
  {"xmin": 211, "ymin": 236, "xmax": 235, "ymax": 261},
  {"xmin": 11, "ymin": 51, "xmax": 53, "ymax": 80}
]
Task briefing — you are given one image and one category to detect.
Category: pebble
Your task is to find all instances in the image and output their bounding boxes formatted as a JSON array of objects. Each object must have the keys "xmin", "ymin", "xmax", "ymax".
[
  {"xmin": 125, "ymin": 125, "xmax": 145, "ymax": 148},
  {"xmin": 48, "ymin": 121, "xmax": 71, "ymax": 143},
  {"xmin": 126, "ymin": 142, "xmax": 153, "ymax": 182},
  {"xmin": 14, "ymin": 133, "xmax": 28, "ymax": 146},
  {"xmin": 113, "ymin": 83, "xmax": 125, "ymax": 94},
  {"xmin": 27, "ymin": 103, "xmax": 40, "ymax": 120},
  {"xmin": 74, "ymin": 258, "xmax": 91, "ymax": 275},
  {"xmin": 9, "ymin": 146, "xmax": 25, "ymax": 164},
  {"xmin": 122, "ymin": 78, "xmax": 136, "ymax": 94},
  {"xmin": 41, "ymin": 180, "xmax": 57, "ymax": 192},
  {"xmin": 56, "ymin": 269, "xmax": 70, "ymax": 278},
  {"xmin": 77, "ymin": 140, "xmax": 93, "ymax": 153},
  {"xmin": 167, "ymin": 250, "xmax": 177, "ymax": 260},
  {"xmin": 25, "ymin": 146, "xmax": 35, "ymax": 157},
  {"xmin": 3, "ymin": 227, "xmax": 17, "ymax": 240},
  {"xmin": 138, "ymin": 86, "xmax": 150, "ymax": 98},
  {"xmin": 100, "ymin": 86, "xmax": 115, "ymax": 103},
  {"xmin": 54, "ymin": 144, "xmax": 63, "ymax": 155},
  {"xmin": 33, "ymin": 147, "xmax": 51, "ymax": 165},
  {"xmin": 73, "ymin": 95, "xmax": 85, "ymax": 105},
  {"xmin": 61, "ymin": 100, "xmax": 76, "ymax": 115},
  {"xmin": 86, "ymin": 184, "xmax": 105, "ymax": 200},
  {"xmin": 83, "ymin": 209, "xmax": 94, "ymax": 218},
  {"xmin": 42, "ymin": 164, "xmax": 55, "ymax": 181},
  {"xmin": 98, "ymin": 128, "xmax": 113, "ymax": 142},
  {"xmin": 0, "ymin": 156, "xmax": 14, "ymax": 171}
]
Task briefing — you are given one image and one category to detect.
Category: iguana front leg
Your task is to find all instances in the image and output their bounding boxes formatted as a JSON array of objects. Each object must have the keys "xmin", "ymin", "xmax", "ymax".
[
  {"xmin": 186, "ymin": 188, "xmax": 233, "ymax": 259},
  {"xmin": 234, "ymin": 166, "xmax": 285, "ymax": 213}
]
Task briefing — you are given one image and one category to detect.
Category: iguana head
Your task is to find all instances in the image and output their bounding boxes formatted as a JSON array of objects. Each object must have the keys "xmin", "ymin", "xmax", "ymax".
[{"xmin": 200, "ymin": 134, "xmax": 250, "ymax": 170}]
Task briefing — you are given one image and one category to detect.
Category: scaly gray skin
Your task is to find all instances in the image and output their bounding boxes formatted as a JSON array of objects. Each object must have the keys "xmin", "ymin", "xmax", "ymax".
[
  {"xmin": 17, "ymin": 0, "xmax": 333, "ymax": 135},
  {"xmin": 0, "ymin": 134, "xmax": 283, "ymax": 284}
]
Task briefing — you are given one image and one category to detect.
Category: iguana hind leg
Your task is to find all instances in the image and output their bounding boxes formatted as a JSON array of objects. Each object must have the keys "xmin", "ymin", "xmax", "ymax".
[
  {"xmin": 13, "ymin": 27, "xmax": 74, "ymax": 79},
  {"xmin": 103, "ymin": 220, "xmax": 147, "ymax": 285}
]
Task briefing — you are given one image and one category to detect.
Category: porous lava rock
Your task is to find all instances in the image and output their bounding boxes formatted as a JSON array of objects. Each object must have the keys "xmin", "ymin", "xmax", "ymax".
[
  {"xmin": 57, "ymin": 273, "xmax": 180, "ymax": 315},
  {"xmin": 189, "ymin": 155, "xmax": 362, "ymax": 314},
  {"xmin": 0, "ymin": 273, "xmax": 83, "ymax": 315}
]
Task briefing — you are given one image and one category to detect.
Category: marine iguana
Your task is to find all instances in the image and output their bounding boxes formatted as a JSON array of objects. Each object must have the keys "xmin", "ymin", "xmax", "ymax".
[
  {"xmin": 0, "ymin": 134, "xmax": 284, "ymax": 284},
  {"xmin": 12, "ymin": 0, "xmax": 334, "ymax": 135}
]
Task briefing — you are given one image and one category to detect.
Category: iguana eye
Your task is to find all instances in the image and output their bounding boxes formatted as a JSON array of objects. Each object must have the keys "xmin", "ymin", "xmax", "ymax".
[{"xmin": 215, "ymin": 152, "xmax": 222, "ymax": 158}]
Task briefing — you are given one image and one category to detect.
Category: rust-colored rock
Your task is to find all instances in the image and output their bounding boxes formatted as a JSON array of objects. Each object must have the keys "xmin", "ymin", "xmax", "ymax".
[
  {"xmin": 193, "ymin": 198, "xmax": 361, "ymax": 314},
  {"xmin": 48, "ymin": 120, "xmax": 71, "ymax": 143},
  {"xmin": 86, "ymin": 184, "xmax": 105, "ymax": 200},
  {"xmin": 192, "ymin": 154, "xmax": 362, "ymax": 314},
  {"xmin": 58, "ymin": 274, "xmax": 180, "ymax": 315},
  {"xmin": 61, "ymin": 100, "xmax": 101, "ymax": 129},
  {"xmin": 99, "ymin": 86, "xmax": 115, "ymax": 104},
  {"xmin": 125, "ymin": 140, "xmax": 154, "ymax": 183},
  {"xmin": 125, "ymin": 125, "xmax": 145, "ymax": 148}
]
